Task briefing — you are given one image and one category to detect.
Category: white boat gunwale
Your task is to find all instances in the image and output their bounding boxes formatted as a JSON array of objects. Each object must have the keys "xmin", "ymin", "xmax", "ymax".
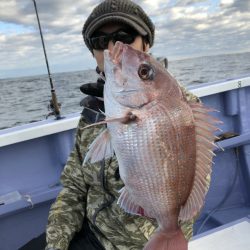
[
  {"xmin": 0, "ymin": 113, "xmax": 80, "ymax": 147},
  {"xmin": 188, "ymin": 75, "xmax": 250, "ymax": 97}
]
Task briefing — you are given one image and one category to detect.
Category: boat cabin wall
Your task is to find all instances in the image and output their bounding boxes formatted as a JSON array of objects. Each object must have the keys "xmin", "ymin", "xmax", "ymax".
[
  {"xmin": 192, "ymin": 82, "xmax": 250, "ymax": 234},
  {"xmin": 0, "ymin": 129, "xmax": 76, "ymax": 249}
]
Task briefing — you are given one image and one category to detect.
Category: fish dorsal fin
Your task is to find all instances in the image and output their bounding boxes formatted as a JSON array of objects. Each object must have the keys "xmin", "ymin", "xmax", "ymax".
[
  {"xmin": 83, "ymin": 129, "xmax": 114, "ymax": 164},
  {"xmin": 179, "ymin": 102, "xmax": 221, "ymax": 221}
]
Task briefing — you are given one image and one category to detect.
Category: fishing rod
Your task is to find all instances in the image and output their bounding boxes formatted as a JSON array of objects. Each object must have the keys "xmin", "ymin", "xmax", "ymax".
[{"xmin": 32, "ymin": 0, "xmax": 62, "ymax": 119}]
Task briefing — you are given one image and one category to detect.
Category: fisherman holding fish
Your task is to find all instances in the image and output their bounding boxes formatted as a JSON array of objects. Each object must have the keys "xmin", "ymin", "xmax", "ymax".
[{"xmin": 21, "ymin": 1, "xmax": 215, "ymax": 250}]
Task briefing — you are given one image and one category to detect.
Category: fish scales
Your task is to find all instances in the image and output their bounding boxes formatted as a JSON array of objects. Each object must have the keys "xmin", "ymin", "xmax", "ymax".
[{"xmin": 109, "ymin": 99, "xmax": 195, "ymax": 222}]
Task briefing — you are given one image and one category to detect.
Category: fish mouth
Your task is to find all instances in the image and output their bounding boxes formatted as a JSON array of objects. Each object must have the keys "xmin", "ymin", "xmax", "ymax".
[
  {"xmin": 113, "ymin": 89, "xmax": 150, "ymax": 109},
  {"xmin": 104, "ymin": 41, "xmax": 127, "ymax": 66}
]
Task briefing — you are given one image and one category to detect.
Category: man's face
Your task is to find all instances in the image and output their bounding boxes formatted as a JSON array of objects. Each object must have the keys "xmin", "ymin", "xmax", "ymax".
[{"xmin": 92, "ymin": 23, "xmax": 149, "ymax": 72}]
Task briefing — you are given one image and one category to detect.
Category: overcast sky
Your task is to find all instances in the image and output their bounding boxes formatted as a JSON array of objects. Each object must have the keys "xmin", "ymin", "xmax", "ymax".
[{"xmin": 0, "ymin": 0, "xmax": 249, "ymax": 79}]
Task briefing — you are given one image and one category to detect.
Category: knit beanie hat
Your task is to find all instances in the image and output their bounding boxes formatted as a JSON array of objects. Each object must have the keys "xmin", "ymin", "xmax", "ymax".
[{"xmin": 82, "ymin": 0, "xmax": 155, "ymax": 51}]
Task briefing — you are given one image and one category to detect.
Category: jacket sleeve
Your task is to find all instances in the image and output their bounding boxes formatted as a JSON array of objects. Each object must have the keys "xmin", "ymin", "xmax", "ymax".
[{"xmin": 46, "ymin": 117, "xmax": 88, "ymax": 250}]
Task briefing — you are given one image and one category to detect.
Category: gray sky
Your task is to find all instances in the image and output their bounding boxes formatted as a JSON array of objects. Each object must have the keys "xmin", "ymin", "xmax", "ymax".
[{"xmin": 0, "ymin": 0, "xmax": 249, "ymax": 79}]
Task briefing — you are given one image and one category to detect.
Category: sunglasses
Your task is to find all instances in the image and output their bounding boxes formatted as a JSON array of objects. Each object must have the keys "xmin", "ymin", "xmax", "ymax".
[{"xmin": 88, "ymin": 29, "xmax": 138, "ymax": 50}]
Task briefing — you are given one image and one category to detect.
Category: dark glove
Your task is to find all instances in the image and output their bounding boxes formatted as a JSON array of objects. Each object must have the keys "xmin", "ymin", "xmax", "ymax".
[
  {"xmin": 80, "ymin": 95, "xmax": 104, "ymax": 112},
  {"xmin": 80, "ymin": 96, "xmax": 105, "ymax": 124},
  {"xmin": 80, "ymin": 78, "xmax": 104, "ymax": 98}
]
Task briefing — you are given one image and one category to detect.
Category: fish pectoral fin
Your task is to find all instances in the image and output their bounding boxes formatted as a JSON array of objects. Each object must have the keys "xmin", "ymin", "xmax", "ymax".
[
  {"xmin": 83, "ymin": 129, "xmax": 114, "ymax": 164},
  {"xmin": 82, "ymin": 112, "xmax": 138, "ymax": 130},
  {"xmin": 118, "ymin": 187, "xmax": 147, "ymax": 216},
  {"xmin": 82, "ymin": 113, "xmax": 136, "ymax": 130}
]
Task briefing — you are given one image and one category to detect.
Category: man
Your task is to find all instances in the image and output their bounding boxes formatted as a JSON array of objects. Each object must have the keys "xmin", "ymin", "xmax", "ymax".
[{"xmin": 21, "ymin": 1, "xmax": 199, "ymax": 249}]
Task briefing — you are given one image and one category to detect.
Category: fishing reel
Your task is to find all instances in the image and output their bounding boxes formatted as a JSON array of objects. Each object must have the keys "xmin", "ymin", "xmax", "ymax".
[{"xmin": 46, "ymin": 90, "xmax": 62, "ymax": 120}]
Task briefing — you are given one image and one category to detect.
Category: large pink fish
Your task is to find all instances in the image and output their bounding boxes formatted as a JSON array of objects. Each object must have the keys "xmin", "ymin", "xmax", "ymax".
[{"xmin": 85, "ymin": 42, "xmax": 219, "ymax": 250}]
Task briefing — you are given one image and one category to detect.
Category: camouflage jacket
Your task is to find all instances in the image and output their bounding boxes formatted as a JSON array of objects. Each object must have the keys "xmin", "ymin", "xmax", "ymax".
[{"xmin": 46, "ymin": 86, "xmax": 201, "ymax": 250}]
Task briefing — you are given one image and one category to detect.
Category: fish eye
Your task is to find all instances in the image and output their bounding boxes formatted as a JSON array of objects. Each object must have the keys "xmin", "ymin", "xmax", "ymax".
[{"xmin": 138, "ymin": 63, "xmax": 155, "ymax": 81}]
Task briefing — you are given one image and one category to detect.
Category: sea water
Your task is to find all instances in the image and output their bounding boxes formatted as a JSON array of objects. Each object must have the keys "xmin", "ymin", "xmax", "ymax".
[{"xmin": 0, "ymin": 52, "xmax": 249, "ymax": 129}]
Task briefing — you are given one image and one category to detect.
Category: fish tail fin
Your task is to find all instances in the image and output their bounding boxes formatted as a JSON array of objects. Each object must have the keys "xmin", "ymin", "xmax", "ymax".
[{"xmin": 143, "ymin": 228, "xmax": 187, "ymax": 250}]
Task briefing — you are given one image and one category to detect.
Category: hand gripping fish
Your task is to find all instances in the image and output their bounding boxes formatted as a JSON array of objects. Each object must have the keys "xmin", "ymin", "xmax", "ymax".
[{"xmin": 84, "ymin": 42, "xmax": 220, "ymax": 250}]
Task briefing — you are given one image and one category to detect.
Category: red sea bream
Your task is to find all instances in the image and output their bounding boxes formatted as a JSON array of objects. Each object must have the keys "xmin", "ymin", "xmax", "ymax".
[{"xmin": 85, "ymin": 41, "xmax": 219, "ymax": 250}]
